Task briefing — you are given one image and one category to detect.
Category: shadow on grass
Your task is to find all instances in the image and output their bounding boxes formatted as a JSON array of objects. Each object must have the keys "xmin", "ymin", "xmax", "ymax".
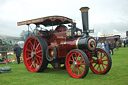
[{"xmin": 38, "ymin": 67, "xmax": 111, "ymax": 80}]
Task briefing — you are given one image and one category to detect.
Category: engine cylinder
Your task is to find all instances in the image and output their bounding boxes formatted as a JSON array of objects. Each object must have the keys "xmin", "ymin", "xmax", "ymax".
[
  {"xmin": 65, "ymin": 37, "xmax": 97, "ymax": 51},
  {"xmin": 76, "ymin": 37, "xmax": 97, "ymax": 51}
]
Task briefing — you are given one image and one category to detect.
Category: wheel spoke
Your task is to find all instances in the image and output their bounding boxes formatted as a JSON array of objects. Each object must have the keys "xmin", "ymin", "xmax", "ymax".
[
  {"xmin": 71, "ymin": 66, "xmax": 76, "ymax": 73},
  {"xmin": 77, "ymin": 67, "xmax": 83, "ymax": 74},
  {"xmin": 100, "ymin": 52, "xmax": 102, "ymax": 59},
  {"xmin": 36, "ymin": 55, "xmax": 42, "ymax": 59},
  {"xmin": 75, "ymin": 53, "xmax": 78, "ymax": 60},
  {"xmin": 103, "ymin": 63, "xmax": 107, "ymax": 66},
  {"xmin": 97, "ymin": 64, "xmax": 99, "ymax": 71},
  {"xmin": 99, "ymin": 64, "xmax": 101, "ymax": 71},
  {"xmin": 71, "ymin": 55, "xmax": 75, "ymax": 62},
  {"xmin": 26, "ymin": 57, "xmax": 32, "ymax": 61},
  {"xmin": 30, "ymin": 61, "xmax": 34, "ymax": 68},
  {"xmin": 78, "ymin": 68, "xmax": 80, "ymax": 75},
  {"xmin": 35, "ymin": 58, "xmax": 40, "ymax": 65},
  {"xmin": 80, "ymin": 65, "xmax": 85, "ymax": 70},
  {"xmin": 36, "ymin": 50, "xmax": 42, "ymax": 54},
  {"xmin": 33, "ymin": 60, "xmax": 37, "ymax": 68},
  {"xmin": 26, "ymin": 48, "xmax": 31, "ymax": 52},
  {"xmin": 101, "ymin": 55, "xmax": 105, "ymax": 59},
  {"xmin": 35, "ymin": 43, "xmax": 40, "ymax": 50},
  {"xmin": 91, "ymin": 58, "xmax": 98, "ymax": 63},
  {"xmin": 93, "ymin": 63, "xmax": 97, "ymax": 68},
  {"xmin": 34, "ymin": 39, "xmax": 38, "ymax": 49},
  {"xmin": 74, "ymin": 67, "xmax": 76, "ymax": 74},
  {"xmin": 33, "ymin": 41, "xmax": 35, "ymax": 49},
  {"xmin": 103, "ymin": 59, "xmax": 107, "ymax": 61},
  {"xmin": 79, "ymin": 57, "xmax": 84, "ymax": 63},
  {"xmin": 69, "ymin": 64, "xmax": 72, "ymax": 67},
  {"xmin": 33, "ymin": 39, "xmax": 36, "ymax": 49},
  {"xmin": 69, "ymin": 58, "xmax": 73, "ymax": 62},
  {"xmin": 76, "ymin": 54, "xmax": 80, "ymax": 61},
  {"xmin": 29, "ymin": 40, "xmax": 34, "ymax": 49},
  {"xmin": 75, "ymin": 53, "xmax": 77, "ymax": 58},
  {"xmin": 102, "ymin": 63, "xmax": 105, "ymax": 70},
  {"xmin": 79, "ymin": 63, "xmax": 85, "ymax": 65}
]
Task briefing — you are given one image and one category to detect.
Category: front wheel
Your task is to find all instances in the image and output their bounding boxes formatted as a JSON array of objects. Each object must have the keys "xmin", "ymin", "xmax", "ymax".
[
  {"xmin": 65, "ymin": 49, "xmax": 89, "ymax": 78},
  {"xmin": 89, "ymin": 48, "xmax": 112, "ymax": 74}
]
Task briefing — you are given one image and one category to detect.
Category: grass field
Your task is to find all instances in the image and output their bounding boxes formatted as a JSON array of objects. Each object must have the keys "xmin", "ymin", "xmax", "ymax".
[{"xmin": 0, "ymin": 47, "xmax": 128, "ymax": 85}]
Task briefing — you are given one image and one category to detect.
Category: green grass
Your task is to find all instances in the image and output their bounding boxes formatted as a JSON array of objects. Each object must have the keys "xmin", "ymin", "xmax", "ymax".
[{"xmin": 0, "ymin": 47, "xmax": 128, "ymax": 85}]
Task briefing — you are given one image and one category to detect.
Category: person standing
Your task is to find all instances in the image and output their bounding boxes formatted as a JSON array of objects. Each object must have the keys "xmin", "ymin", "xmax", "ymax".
[
  {"xmin": 14, "ymin": 44, "xmax": 21, "ymax": 64},
  {"xmin": 97, "ymin": 41, "xmax": 102, "ymax": 48},
  {"xmin": 124, "ymin": 40, "xmax": 126, "ymax": 47},
  {"xmin": 116, "ymin": 40, "xmax": 119, "ymax": 50},
  {"xmin": 108, "ymin": 41, "xmax": 114, "ymax": 55},
  {"xmin": 104, "ymin": 41, "xmax": 110, "ymax": 53},
  {"xmin": 126, "ymin": 40, "xmax": 128, "ymax": 47},
  {"xmin": 101, "ymin": 41, "xmax": 105, "ymax": 49},
  {"xmin": 113, "ymin": 41, "xmax": 116, "ymax": 48}
]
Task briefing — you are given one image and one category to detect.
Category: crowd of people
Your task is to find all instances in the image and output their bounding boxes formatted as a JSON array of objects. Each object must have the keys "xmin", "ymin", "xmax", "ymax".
[
  {"xmin": 123, "ymin": 39, "xmax": 128, "ymax": 47},
  {"xmin": 97, "ymin": 39, "xmax": 128, "ymax": 55}
]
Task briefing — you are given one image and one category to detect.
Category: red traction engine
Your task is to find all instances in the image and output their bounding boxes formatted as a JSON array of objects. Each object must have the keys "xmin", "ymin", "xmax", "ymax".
[{"xmin": 17, "ymin": 7, "xmax": 112, "ymax": 78}]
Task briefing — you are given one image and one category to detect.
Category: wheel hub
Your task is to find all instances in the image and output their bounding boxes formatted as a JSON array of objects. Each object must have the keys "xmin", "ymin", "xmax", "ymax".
[
  {"xmin": 74, "ymin": 61, "xmax": 77, "ymax": 65},
  {"xmin": 73, "ymin": 61, "xmax": 77, "ymax": 67},
  {"xmin": 31, "ymin": 49, "xmax": 36, "ymax": 58},
  {"xmin": 73, "ymin": 61, "xmax": 81, "ymax": 67},
  {"xmin": 98, "ymin": 59, "xmax": 103, "ymax": 64}
]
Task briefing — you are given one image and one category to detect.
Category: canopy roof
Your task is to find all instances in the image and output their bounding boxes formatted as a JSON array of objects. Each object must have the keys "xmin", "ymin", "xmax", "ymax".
[{"xmin": 17, "ymin": 16, "xmax": 73, "ymax": 26}]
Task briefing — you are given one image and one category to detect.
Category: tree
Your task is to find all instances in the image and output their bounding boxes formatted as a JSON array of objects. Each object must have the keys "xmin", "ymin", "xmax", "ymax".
[{"xmin": 20, "ymin": 30, "xmax": 32, "ymax": 41}]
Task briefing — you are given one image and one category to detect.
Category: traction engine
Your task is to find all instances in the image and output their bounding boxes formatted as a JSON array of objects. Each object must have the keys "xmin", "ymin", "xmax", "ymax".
[{"xmin": 17, "ymin": 7, "xmax": 112, "ymax": 78}]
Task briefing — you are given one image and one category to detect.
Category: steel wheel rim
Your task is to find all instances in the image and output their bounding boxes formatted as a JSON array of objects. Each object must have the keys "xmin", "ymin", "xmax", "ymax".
[
  {"xmin": 66, "ymin": 51, "xmax": 86, "ymax": 78},
  {"xmin": 23, "ymin": 37, "xmax": 43, "ymax": 72},
  {"xmin": 90, "ymin": 49, "xmax": 109, "ymax": 74}
]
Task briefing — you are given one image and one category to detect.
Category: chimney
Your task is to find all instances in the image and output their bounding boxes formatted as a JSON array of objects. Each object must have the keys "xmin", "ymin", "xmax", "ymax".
[{"xmin": 80, "ymin": 7, "xmax": 90, "ymax": 36}]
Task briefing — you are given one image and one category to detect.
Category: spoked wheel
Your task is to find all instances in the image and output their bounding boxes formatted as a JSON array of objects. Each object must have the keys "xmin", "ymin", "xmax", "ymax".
[
  {"xmin": 65, "ymin": 49, "xmax": 89, "ymax": 78},
  {"xmin": 89, "ymin": 48, "xmax": 112, "ymax": 74},
  {"xmin": 23, "ymin": 36, "xmax": 48, "ymax": 72}
]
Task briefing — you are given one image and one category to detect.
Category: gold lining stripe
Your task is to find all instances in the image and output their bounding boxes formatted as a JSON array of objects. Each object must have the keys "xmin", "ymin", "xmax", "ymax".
[
  {"xmin": 80, "ymin": 7, "xmax": 90, "ymax": 12},
  {"xmin": 76, "ymin": 38, "xmax": 80, "ymax": 49}
]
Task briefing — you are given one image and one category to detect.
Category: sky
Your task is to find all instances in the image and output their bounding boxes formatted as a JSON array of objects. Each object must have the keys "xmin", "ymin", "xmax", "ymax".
[{"xmin": 0, "ymin": 0, "xmax": 128, "ymax": 37}]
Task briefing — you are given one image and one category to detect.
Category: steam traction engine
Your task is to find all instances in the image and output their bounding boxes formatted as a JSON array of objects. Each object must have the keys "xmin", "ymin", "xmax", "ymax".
[{"xmin": 17, "ymin": 7, "xmax": 112, "ymax": 78}]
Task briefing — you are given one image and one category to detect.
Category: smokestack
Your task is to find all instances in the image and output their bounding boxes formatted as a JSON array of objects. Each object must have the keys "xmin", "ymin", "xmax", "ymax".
[{"xmin": 80, "ymin": 7, "xmax": 90, "ymax": 36}]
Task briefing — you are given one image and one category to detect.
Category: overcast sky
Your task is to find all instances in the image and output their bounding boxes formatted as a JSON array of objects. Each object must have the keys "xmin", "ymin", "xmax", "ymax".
[{"xmin": 0, "ymin": 0, "xmax": 128, "ymax": 37}]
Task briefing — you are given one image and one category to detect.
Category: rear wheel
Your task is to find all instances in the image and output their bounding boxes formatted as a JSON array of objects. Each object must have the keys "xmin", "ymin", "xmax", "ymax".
[
  {"xmin": 23, "ymin": 36, "xmax": 48, "ymax": 72},
  {"xmin": 89, "ymin": 48, "xmax": 112, "ymax": 74},
  {"xmin": 65, "ymin": 49, "xmax": 89, "ymax": 78}
]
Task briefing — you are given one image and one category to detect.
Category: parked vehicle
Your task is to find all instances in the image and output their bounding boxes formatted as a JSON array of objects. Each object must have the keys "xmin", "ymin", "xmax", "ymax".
[{"xmin": 17, "ymin": 7, "xmax": 112, "ymax": 78}]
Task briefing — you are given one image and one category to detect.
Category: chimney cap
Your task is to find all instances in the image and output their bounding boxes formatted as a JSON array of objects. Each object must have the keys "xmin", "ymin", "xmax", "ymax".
[{"xmin": 80, "ymin": 7, "xmax": 90, "ymax": 12}]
